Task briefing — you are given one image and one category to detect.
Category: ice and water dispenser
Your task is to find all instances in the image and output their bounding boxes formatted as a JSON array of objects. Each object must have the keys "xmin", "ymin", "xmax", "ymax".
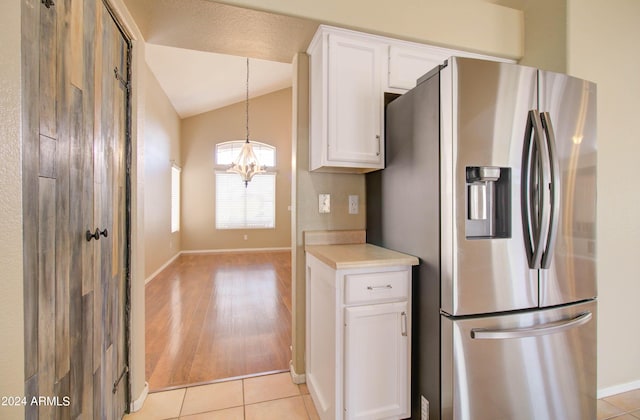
[{"xmin": 465, "ymin": 166, "xmax": 511, "ymax": 239}]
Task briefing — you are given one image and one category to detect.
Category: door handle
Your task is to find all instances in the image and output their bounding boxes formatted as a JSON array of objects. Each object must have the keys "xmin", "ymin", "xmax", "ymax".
[
  {"xmin": 401, "ymin": 311, "xmax": 408, "ymax": 337},
  {"xmin": 470, "ymin": 312, "xmax": 592, "ymax": 340},
  {"xmin": 86, "ymin": 228, "xmax": 108, "ymax": 242},
  {"xmin": 86, "ymin": 229, "xmax": 99, "ymax": 242},
  {"xmin": 521, "ymin": 110, "xmax": 552, "ymax": 269},
  {"xmin": 540, "ymin": 112, "xmax": 560, "ymax": 269}
]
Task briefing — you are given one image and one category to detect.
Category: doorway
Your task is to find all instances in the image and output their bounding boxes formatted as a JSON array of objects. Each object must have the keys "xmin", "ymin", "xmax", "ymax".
[
  {"xmin": 142, "ymin": 46, "xmax": 295, "ymax": 390},
  {"xmin": 118, "ymin": 0, "xmax": 319, "ymax": 400}
]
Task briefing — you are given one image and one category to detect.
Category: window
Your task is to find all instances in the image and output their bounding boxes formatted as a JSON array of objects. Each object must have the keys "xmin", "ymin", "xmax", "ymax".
[
  {"xmin": 171, "ymin": 164, "xmax": 181, "ymax": 232},
  {"xmin": 215, "ymin": 141, "xmax": 276, "ymax": 229}
]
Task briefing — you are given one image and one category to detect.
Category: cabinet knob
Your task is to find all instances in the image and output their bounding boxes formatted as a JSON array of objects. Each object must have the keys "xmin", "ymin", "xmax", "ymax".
[
  {"xmin": 85, "ymin": 228, "xmax": 108, "ymax": 242},
  {"xmin": 86, "ymin": 229, "xmax": 99, "ymax": 242}
]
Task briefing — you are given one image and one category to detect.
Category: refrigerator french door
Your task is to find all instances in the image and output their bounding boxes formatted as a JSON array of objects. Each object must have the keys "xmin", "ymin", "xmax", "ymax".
[
  {"xmin": 367, "ymin": 56, "xmax": 597, "ymax": 420},
  {"xmin": 442, "ymin": 57, "xmax": 597, "ymax": 316}
]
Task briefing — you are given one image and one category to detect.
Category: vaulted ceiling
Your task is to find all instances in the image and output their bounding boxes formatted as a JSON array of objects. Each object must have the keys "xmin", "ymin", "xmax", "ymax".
[{"xmin": 123, "ymin": 0, "xmax": 319, "ymax": 117}]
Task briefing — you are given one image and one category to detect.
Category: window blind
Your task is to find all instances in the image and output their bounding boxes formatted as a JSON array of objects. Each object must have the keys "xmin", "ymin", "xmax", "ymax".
[{"xmin": 215, "ymin": 172, "xmax": 275, "ymax": 229}]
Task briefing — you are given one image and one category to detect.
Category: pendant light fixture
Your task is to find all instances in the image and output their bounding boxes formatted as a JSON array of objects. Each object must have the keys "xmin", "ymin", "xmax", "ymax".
[{"xmin": 227, "ymin": 57, "xmax": 266, "ymax": 187}]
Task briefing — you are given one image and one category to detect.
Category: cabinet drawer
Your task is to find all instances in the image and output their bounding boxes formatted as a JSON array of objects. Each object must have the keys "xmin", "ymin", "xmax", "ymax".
[{"xmin": 344, "ymin": 270, "xmax": 409, "ymax": 305}]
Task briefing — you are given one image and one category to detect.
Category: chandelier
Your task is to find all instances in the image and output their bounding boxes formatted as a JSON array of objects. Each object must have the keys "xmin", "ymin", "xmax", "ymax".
[{"xmin": 227, "ymin": 57, "xmax": 266, "ymax": 187}]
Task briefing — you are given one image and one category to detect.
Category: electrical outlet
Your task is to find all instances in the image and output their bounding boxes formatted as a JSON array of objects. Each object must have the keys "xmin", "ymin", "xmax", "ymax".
[
  {"xmin": 319, "ymin": 194, "xmax": 330, "ymax": 213},
  {"xmin": 348, "ymin": 195, "xmax": 359, "ymax": 214}
]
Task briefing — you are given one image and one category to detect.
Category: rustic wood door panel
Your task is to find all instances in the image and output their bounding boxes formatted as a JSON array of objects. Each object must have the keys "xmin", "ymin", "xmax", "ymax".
[{"xmin": 22, "ymin": 0, "xmax": 131, "ymax": 418}]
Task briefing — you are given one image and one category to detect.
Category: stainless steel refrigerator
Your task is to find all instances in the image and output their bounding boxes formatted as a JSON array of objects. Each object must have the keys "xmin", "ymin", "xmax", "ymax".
[{"xmin": 366, "ymin": 57, "xmax": 597, "ymax": 420}]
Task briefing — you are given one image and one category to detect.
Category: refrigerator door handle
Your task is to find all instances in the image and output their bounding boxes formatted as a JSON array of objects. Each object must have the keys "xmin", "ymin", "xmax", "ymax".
[
  {"xmin": 470, "ymin": 312, "xmax": 592, "ymax": 340},
  {"xmin": 522, "ymin": 110, "xmax": 551, "ymax": 269},
  {"xmin": 540, "ymin": 112, "xmax": 561, "ymax": 269},
  {"xmin": 521, "ymin": 111, "xmax": 537, "ymax": 267}
]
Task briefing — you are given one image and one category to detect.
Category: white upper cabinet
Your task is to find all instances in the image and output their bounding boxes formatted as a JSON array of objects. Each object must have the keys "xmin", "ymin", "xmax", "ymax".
[
  {"xmin": 387, "ymin": 45, "xmax": 446, "ymax": 91},
  {"xmin": 308, "ymin": 29, "xmax": 385, "ymax": 173},
  {"xmin": 328, "ymin": 34, "xmax": 384, "ymax": 168},
  {"xmin": 307, "ymin": 25, "xmax": 513, "ymax": 173}
]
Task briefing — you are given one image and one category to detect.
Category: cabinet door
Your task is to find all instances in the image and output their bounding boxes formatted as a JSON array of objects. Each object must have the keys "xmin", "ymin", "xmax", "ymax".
[
  {"xmin": 344, "ymin": 302, "xmax": 409, "ymax": 420},
  {"xmin": 328, "ymin": 34, "xmax": 384, "ymax": 166},
  {"xmin": 388, "ymin": 45, "xmax": 445, "ymax": 90}
]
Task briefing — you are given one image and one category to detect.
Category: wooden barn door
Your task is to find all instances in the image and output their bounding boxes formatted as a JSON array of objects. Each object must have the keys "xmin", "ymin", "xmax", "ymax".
[{"xmin": 22, "ymin": 0, "xmax": 131, "ymax": 418}]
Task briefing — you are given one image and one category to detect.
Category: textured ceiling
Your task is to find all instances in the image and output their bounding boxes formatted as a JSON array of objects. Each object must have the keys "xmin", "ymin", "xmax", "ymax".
[
  {"xmin": 123, "ymin": 0, "xmax": 319, "ymax": 63},
  {"xmin": 124, "ymin": 0, "xmax": 318, "ymax": 117}
]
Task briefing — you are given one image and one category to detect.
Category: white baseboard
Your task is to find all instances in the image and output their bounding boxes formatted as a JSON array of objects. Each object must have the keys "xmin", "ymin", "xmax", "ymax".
[
  {"xmin": 144, "ymin": 252, "xmax": 181, "ymax": 284},
  {"xmin": 289, "ymin": 361, "xmax": 306, "ymax": 384},
  {"xmin": 181, "ymin": 247, "xmax": 291, "ymax": 255},
  {"xmin": 598, "ymin": 380, "xmax": 640, "ymax": 399},
  {"xmin": 130, "ymin": 381, "xmax": 149, "ymax": 412}
]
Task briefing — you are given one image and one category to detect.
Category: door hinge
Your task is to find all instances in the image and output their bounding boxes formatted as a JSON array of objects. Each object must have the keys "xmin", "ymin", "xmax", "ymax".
[
  {"xmin": 114, "ymin": 67, "xmax": 130, "ymax": 92},
  {"xmin": 113, "ymin": 365, "xmax": 129, "ymax": 394},
  {"xmin": 41, "ymin": 0, "xmax": 55, "ymax": 8}
]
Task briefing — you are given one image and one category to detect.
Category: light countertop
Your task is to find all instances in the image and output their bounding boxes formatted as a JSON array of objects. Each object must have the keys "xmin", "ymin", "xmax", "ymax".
[{"xmin": 305, "ymin": 243, "xmax": 419, "ymax": 270}]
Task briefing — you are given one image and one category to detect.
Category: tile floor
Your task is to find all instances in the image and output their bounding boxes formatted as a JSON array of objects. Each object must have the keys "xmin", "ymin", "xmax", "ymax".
[
  {"xmin": 123, "ymin": 372, "xmax": 319, "ymax": 420},
  {"xmin": 125, "ymin": 371, "xmax": 640, "ymax": 420},
  {"xmin": 599, "ymin": 389, "xmax": 640, "ymax": 420}
]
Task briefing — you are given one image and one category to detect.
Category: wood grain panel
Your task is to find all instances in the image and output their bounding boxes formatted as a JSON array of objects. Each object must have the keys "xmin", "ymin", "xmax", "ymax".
[
  {"xmin": 39, "ymin": 135, "xmax": 57, "ymax": 178},
  {"xmin": 68, "ymin": 84, "xmax": 84, "ymax": 420},
  {"xmin": 22, "ymin": 0, "xmax": 41, "ymax": 381},
  {"xmin": 110, "ymin": 12, "xmax": 130, "ymax": 414},
  {"xmin": 54, "ymin": 0, "xmax": 72, "ymax": 383},
  {"xmin": 81, "ymin": 292, "xmax": 94, "ymax": 418},
  {"xmin": 81, "ymin": 0, "xmax": 96, "ymax": 297},
  {"xmin": 104, "ymin": 344, "xmax": 113, "ymax": 420},
  {"xmin": 38, "ymin": 176, "xmax": 56, "ymax": 420},
  {"xmin": 92, "ymin": 2, "xmax": 104, "ymax": 375},
  {"xmin": 39, "ymin": 0, "xmax": 57, "ymax": 139},
  {"xmin": 70, "ymin": 0, "xmax": 83, "ymax": 89},
  {"xmin": 53, "ymin": 371, "xmax": 70, "ymax": 420},
  {"xmin": 23, "ymin": 0, "xmax": 131, "ymax": 417},
  {"xmin": 24, "ymin": 373, "xmax": 38, "ymax": 420},
  {"xmin": 100, "ymin": 6, "xmax": 115, "ymax": 354}
]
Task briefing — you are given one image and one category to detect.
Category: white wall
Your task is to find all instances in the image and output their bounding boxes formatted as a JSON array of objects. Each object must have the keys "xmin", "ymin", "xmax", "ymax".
[
  {"xmin": 216, "ymin": 0, "xmax": 523, "ymax": 59},
  {"xmin": 567, "ymin": 0, "xmax": 640, "ymax": 393},
  {"xmin": 180, "ymin": 88, "xmax": 292, "ymax": 251},
  {"xmin": 0, "ymin": 0, "xmax": 24, "ymax": 418},
  {"xmin": 143, "ymin": 63, "xmax": 181, "ymax": 279}
]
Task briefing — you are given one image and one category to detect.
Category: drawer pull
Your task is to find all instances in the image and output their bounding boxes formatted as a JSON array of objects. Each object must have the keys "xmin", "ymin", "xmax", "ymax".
[{"xmin": 367, "ymin": 284, "xmax": 393, "ymax": 291}]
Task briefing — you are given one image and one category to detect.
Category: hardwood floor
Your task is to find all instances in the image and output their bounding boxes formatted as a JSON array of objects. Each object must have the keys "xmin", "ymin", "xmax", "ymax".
[{"xmin": 145, "ymin": 251, "xmax": 292, "ymax": 391}]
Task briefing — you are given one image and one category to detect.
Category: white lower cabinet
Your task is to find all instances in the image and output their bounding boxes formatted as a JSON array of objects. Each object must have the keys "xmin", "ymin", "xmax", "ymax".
[
  {"xmin": 344, "ymin": 302, "xmax": 409, "ymax": 419},
  {"xmin": 306, "ymin": 253, "xmax": 412, "ymax": 420}
]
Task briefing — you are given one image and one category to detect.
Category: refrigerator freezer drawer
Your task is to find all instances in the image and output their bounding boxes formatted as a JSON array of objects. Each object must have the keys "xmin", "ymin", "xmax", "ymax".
[{"xmin": 441, "ymin": 300, "xmax": 597, "ymax": 420}]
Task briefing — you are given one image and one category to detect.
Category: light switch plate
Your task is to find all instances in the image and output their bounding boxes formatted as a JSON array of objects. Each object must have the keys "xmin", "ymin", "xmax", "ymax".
[
  {"xmin": 319, "ymin": 194, "xmax": 330, "ymax": 213},
  {"xmin": 348, "ymin": 195, "xmax": 359, "ymax": 214}
]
